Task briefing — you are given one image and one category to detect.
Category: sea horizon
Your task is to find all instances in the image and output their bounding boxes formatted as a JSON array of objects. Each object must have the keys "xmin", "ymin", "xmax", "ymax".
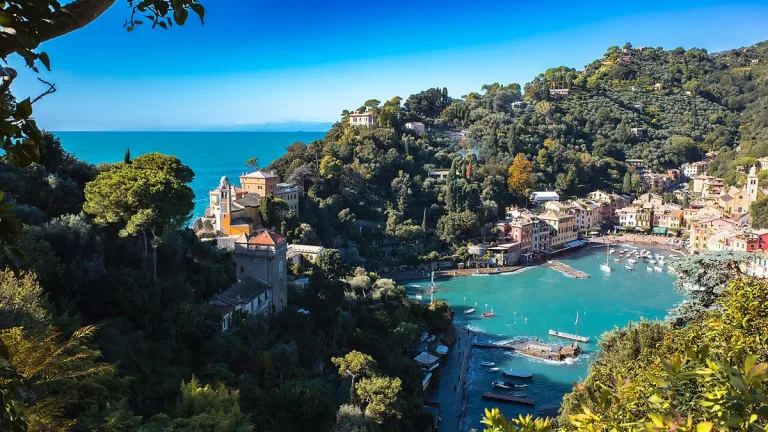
[{"xmin": 54, "ymin": 130, "xmax": 327, "ymax": 219}]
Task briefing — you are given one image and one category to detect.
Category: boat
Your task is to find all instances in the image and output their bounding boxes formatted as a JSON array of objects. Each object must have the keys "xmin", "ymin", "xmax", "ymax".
[
  {"xmin": 492, "ymin": 380, "xmax": 513, "ymax": 389},
  {"xmin": 464, "ymin": 308, "xmax": 476, "ymax": 314},
  {"xmin": 507, "ymin": 392, "xmax": 528, "ymax": 398},
  {"xmin": 435, "ymin": 345, "xmax": 448, "ymax": 355},
  {"xmin": 481, "ymin": 392, "xmax": 535, "ymax": 406},
  {"xmin": 408, "ymin": 284, "xmax": 422, "ymax": 288},
  {"xmin": 646, "ymin": 266, "xmax": 653, "ymax": 272},
  {"xmin": 609, "ymin": 248, "xmax": 616, "ymax": 254},
  {"xmin": 654, "ymin": 266, "xmax": 663, "ymax": 272},
  {"xmin": 503, "ymin": 370, "xmax": 534, "ymax": 379},
  {"xmin": 510, "ymin": 384, "xmax": 528, "ymax": 389},
  {"xmin": 625, "ymin": 265, "xmax": 634, "ymax": 271},
  {"xmin": 488, "ymin": 367, "xmax": 500, "ymax": 372},
  {"xmin": 649, "ymin": 259, "xmax": 656, "ymax": 265},
  {"xmin": 628, "ymin": 258, "xmax": 636, "ymax": 264},
  {"xmin": 479, "ymin": 361, "xmax": 495, "ymax": 367},
  {"xmin": 414, "ymin": 294, "xmax": 423, "ymax": 300},
  {"xmin": 482, "ymin": 309, "xmax": 495, "ymax": 318},
  {"xmin": 600, "ymin": 243, "xmax": 612, "ymax": 273},
  {"xmin": 548, "ymin": 329, "xmax": 590, "ymax": 343},
  {"xmin": 613, "ymin": 258, "xmax": 620, "ymax": 263}
]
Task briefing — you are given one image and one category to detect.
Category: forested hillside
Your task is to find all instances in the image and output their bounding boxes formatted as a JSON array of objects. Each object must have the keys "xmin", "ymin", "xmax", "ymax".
[{"xmin": 268, "ymin": 41, "xmax": 768, "ymax": 268}]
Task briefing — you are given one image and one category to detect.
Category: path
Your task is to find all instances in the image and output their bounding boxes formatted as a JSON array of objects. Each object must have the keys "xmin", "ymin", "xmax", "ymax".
[{"xmin": 425, "ymin": 327, "xmax": 474, "ymax": 432}]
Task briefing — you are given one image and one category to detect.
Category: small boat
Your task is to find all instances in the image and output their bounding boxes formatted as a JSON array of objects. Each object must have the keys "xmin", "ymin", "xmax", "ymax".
[
  {"xmin": 414, "ymin": 294, "xmax": 423, "ymax": 300},
  {"xmin": 408, "ymin": 284, "xmax": 422, "ymax": 288},
  {"xmin": 613, "ymin": 258, "xmax": 620, "ymax": 263},
  {"xmin": 435, "ymin": 345, "xmax": 448, "ymax": 355},
  {"xmin": 482, "ymin": 309, "xmax": 495, "ymax": 318},
  {"xmin": 600, "ymin": 263, "xmax": 611, "ymax": 273},
  {"xmin": 628, "ymin": 259, "xmax": 636, "ymax": 264},
  {"xmin": 464, "ymin": 308, "xmax": 476, "ymax": 315},
  {"xmin": 646, "ymin": 266, "xmax": 653, "ymax": 272},
  {"xmin": 503, "ymin": 370, "xmax": 534, "ymax": 379},
  {"xmin": 492, "ymin": 380, "xmax": 512, "ymax": 389},
  {"xmin": 609, "ymin": 248, "xmax": 616, "ymax": 254},
  {"xmin": 479, "ymin": 361, "xmax": 495, "ymax": 367},
  {"xmin": 625, "ymin": 265, "xmax": 634, "ymax": 271},
  {"xmin": 488, "ymin": 367, "xmax": 500, "ymax": 372},
  {"xmin": 507, "ymin": 392, "xmax": 527, "ymax": 398},
  {"xmin": 649, "ymin": 259, "xmax": 656, "ymax": 265},
  {"xmin": 654, "ymin": 266, "xmax": 663, "ymax": 272}
]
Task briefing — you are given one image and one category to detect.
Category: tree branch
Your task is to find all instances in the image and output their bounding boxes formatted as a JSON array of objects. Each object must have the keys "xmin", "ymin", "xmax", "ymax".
[
  {"xmin": 0, "ymin": 0, "xmax": 117, "ymax": 59},
  {"xmin": 31, "ymin": 78, "xmax": 57, "ymax": 104}
]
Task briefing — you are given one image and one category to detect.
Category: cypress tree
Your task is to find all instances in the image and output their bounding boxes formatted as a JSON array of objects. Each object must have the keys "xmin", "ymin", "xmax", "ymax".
[{"xmin": 123, "ymin": 148, "xmax": 131, "ymax": 164}]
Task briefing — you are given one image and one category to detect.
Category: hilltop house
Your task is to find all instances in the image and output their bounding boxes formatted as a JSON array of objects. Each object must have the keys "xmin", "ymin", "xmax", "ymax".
[
  {"xmin": 405, "ymin": 122, "xmax": 426, "ymax": 133},
  {"xmin": 349, "ymin": 112, "xmax": 377, "ymax": 126}
]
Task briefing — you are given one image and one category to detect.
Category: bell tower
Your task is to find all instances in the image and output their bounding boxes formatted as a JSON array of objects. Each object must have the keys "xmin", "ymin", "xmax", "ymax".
[{"xmin": 748, "ymin": 166, "xmax": 759, "ymax": 203}]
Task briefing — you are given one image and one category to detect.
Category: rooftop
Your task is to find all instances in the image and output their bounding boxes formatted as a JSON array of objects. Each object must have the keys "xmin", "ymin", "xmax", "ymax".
[
  {"xmin": 209, "ymin": 276, "xmax": 271, "ymax": 311},
  {"xmin": 241, "ymin": 170, "xmax": 277, "ymax": 179}
]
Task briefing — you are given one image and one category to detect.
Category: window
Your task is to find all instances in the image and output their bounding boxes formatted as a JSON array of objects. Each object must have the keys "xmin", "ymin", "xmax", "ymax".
[{"xmin": 279, "ymin": 260, "xmax": 283, "ymax": 272}]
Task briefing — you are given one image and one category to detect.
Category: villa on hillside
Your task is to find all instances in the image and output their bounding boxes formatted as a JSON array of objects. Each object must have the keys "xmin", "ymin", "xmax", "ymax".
[
  {"xmin": 210, "ymin": 230, "xmax": 288, "ymax": 330},
  {"xmin": 349, "ymin": 111, "xmax": 377, "ymax": 126},
  {"xmin": 405, "ymin": 122, "xmax": 426, "ymax": 133}
]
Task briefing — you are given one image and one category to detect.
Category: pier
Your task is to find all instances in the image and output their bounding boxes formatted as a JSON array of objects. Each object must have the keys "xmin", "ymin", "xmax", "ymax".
[
  {"xmin": 542, "ymin": 260, "xmax": 590, "ymax": 278},
  {"xmin": 473, "ymin": 338, "xmax": 582, "ymax": 361},
  {"xmin": 481, "ymin": 392, "xmax": 535, "ymax": 406}
]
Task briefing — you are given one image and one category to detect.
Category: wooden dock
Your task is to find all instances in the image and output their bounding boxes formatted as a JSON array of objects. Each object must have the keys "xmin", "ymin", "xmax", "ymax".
[
  {"xmin": 549, "ymin": 329, "xmax": 590, "ymax": 343},
  {"xmin": 482, "ymin": 392, "xmax": 535, "ymax": 406},
  {"xmin": 542, "ymin": 260, "xmax": 590, "ymax": 279},
  {"xmin": 473, "ymin": 339, "xmax": 582, "ymax": 361}
]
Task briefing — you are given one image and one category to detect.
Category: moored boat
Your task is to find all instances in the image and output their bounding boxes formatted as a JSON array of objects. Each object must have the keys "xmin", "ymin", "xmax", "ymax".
[
  {"xmin": 488, "ymin": 367, "xmax": 500, "ymax": 372},
  {"xmin": 464, "ymin": 308, "xmax": 476, "ymax": 314},
  {"xmin": 479, "ymin": 361, "xmax": 495, "ymax": 367},
  {"xmin": 482, "ymin": 309, "xmax": 495, "ymax": 318},
  {"xmin": 503, "ymin": 370, "xmax": 534, "ymax": 379},
  {"xmin": 625, "ymin": 265, "xmax": 634, "ymax": 271},
  {"xmin": 654, "ymin": 266, "xmax": 663, "ymax": 272},
  {"xmin": 492, "ymin": 380, "xmax": 512, "ymax": 389}
]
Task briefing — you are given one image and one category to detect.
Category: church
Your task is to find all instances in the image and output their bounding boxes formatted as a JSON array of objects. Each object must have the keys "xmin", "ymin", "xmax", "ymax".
[{"xmin": 718, "ymin": 166, "xmax": 766, "ymax": 215}]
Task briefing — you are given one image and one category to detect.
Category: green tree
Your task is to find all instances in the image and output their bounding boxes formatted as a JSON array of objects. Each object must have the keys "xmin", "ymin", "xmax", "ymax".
[
  {"xmin": 320, "ymin": 155, "xmax": 342, "ymax": 179},
  {"xmin": 751, "ymin": 198, "xmax": 768, "ymax": 229},
  {"xmin": 355, "ymin": 376, "xmax": 402, "ymax": 424},
  {"xmin": 622, "ymin": 171, "xmax": 632, "ymax": 194},
  {"xmin": 0, "ymin": 269, "xmax": 50, "ymax": 330},
  {"xmin": 334, "ymin": 404, "xmax": 372, "ymax": 432},
  {"xmin": 259, "ymin": 194, "xmax": 289, "ymax": 229},
  {"xmin": 316, "ymin": 249, "xmax": 346, "ymax": 281},
  {"xmin": 270, "ymin": 341, "xmax": 299, "ymax": 387},
  {"xmin": 123, "ymin": 148, "xmax": 131, "ymax": 164},
  {"xmin": 437, "ymin": 210, "xmax": 478, "ymax": 245},
  {"xmin": 83, "ymin": 153, "xmax": 194, "ymax": 276},
  {"xmin": 331, "ymin": 351, "xmax": 378, "ymax": 402}
]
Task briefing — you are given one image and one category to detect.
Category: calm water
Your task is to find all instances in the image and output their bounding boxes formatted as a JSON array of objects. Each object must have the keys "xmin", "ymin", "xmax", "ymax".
[
  {"xmin": 410, "ymin": 246, "xmax": 684, "ymax": 430},
  {"xmin": 55, "ymin": 131, "xmax": 326, "ymax": 218}
]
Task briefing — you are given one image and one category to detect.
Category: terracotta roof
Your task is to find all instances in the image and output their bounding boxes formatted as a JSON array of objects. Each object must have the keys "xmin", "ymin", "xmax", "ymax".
[{"xmin": 249, "ymin": 230, "xmax": 287, "ymax": 246}]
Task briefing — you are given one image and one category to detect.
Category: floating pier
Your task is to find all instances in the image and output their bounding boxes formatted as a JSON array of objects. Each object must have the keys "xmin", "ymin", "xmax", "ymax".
[
  {"xmin": 542, "ymin": 260, "xmax": 590, "ymax": 279},
  {"xmin": 549, "ymin": 329, "xmax": 590, "ymax": 343},
  {"xmin": 473, "ymin": 338, "xmax": 582, "ymax": 361},
  {"xmin": 481, "ymin": 392, "xmax": 535, "ymax": 406}
]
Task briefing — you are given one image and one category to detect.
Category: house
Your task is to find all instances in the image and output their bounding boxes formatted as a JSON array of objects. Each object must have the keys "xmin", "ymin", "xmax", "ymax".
[
  {"xmin": 489, "ymin": 243, "xmax": 521, "ymax": 266},
  {"xmin": 653, "ymin": 83, "xmax": 664, "ymax": 92},
  {"xmin": 428, "ymin": 169, "xmax": 451, "ymax": 180},
  {"xmin": 275, "ymin": 182, "xmax": 301, "ymax": 215},
  {"xmin": 626, "ymin": 159, "xmax": 647, "ymax": 174},
  {"xmin": 210, "ymin": 230, "xmax": 288, "ymax": 330},
  {"xmin": 689, "ymin": 218, "xmax": 740, "ymax": 252},
  {"xmin": 349, "ymin": 111, "xmax": 377, "ymax": 126},
  {"xmin": 510, "ymin": 101, "xmax": 526, "ymax": 109},
  {"xmin": 549, "ymin": 88, "xmax": 570, "ymax": 98},
  {"xmin": 652, "ymin": 207, "xmax": 684, "ymax": 233},
  {"xmin": 209, "ymin": 277, "xmax": 274, "ymax": 331},
  {"xmin": 630, "ymin": 127, "xmax": 644, "ymax": 137},
  {"xmin": 758, "ymin": 157, "xmax": 768, "ymax": 172},
  {"xmin": 538, "ymin": 211, "xmax": 577, "ymax": 248},
  {"xmin": 529, "ymin": 191, "xmax": 560, "ymax": 209},
  {"xmin": 405, "ymin": 122, "xmax": 426, "ymax": 134},
  {"xmin": 287, "ymin": 244, "xmax": 325, "ymax": 264},
  {"xmin": 635, "ymin": 192, "xmax": 664, "ymax": 209},
  {"xmin": 681, "ymin": 161, "xmax": 709, "ymax": 179},
  {"xmin": 745, "ymin": 251, "xmax": 768, "ymax": 278},
  {"xmin": 530, "ymin": 216, "xmax": 551, "ymax": 253},
  {"xmin": 692, "ymin": 175, "xmax": 724, "ymax": 198},
  {"xmin": 617, "ymin": 206, "xmax": 652, "ymax": 230},
  {"xmin": 586, "ymin": 190, "xmax": 630, "ymax": 223},
  {"xmin": 641, "ymin": 172, "xmax": 673, "ymax": 190},
  {"xmin": 498, "ymin": 210, "xmax": 533, "ymax": 256}
]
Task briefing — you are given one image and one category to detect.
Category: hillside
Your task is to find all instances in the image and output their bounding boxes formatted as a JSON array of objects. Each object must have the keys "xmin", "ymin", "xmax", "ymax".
[{"xmin": 267, "ymin": 40, "xmax": 768, "ymax": 268}]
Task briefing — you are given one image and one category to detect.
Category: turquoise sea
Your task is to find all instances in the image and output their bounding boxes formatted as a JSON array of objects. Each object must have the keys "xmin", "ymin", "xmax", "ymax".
[
  {"xmin": 55, "ymin": 131, "xmax": 326, "ymax": 219},
  {"xmin": 410, "ymin": 246, "xmax": 684, "ymax": 430}
]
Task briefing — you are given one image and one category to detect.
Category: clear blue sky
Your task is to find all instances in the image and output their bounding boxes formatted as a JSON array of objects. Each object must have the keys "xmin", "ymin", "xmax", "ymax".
[{"xmin": 10, "ymin": 0, "xmax": 768, "ymax": 131}]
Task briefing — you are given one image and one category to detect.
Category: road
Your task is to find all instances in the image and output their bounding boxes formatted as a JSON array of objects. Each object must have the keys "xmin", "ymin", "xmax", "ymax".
[{"xmin": 425, "ymin": 326, "xmax": 475, "ymax": 431}]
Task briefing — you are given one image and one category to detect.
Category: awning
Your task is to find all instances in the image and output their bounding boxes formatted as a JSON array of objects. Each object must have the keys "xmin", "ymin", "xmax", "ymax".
[
  {"xmin": 652, "ymin": 227, "xmax": 667, "ymax": 234},
  {"xmin": 414, "ymin": 352, "xmax": 439, "ymax": 366}
]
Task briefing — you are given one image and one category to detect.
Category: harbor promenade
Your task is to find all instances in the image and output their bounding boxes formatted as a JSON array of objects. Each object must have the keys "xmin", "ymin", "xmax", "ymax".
[
  {"xmin": 425, "ymin": 327, "xmax": 474, "ymax": 431},
  {"xmin": 541, "ymin": 260, "xmax": 590, "ymax": 278}
]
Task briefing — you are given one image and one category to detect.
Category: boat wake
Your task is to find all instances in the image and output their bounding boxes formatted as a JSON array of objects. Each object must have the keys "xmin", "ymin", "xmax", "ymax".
[
  {"xmin": 470, "ymin": 273, "xmax": 490, "ymax": 277},
  {"xmin": 504, "ymin": 350, "xmax": 593, "ymax": 366}
]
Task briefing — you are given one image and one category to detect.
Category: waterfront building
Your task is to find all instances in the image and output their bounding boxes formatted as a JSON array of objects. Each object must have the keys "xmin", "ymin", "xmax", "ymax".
[
  {"xmin": 349, "ymin": 111, "xmax": 377, "ymax": 126},
  {"xmin": 489, "ymin": 243, "xmax": 522, "ymax": 266},
  {"xmin": 689, "ymin": 218, "xmax": 740, "ymax": 252},
  {"xmin": 587, "ymin": 190, "xmax": 630, "ymax": 223},
  {"xmin": 652, "ymin": 207, "xmax": 684, "ymax": 233},
  {"xmin": 210, "ymin": 230, "xmax": 288, "ymax": 330},
  {"xmin": 497, "ymin": 211, "xmax": 533, "ymax": 256},
  {"xmin": 616, "ymin": 205, "xmax": 652, "ymax": 230},
  {"xmin": 531, "ymin": 216, "xmax": 550, "ymax": 252},
  {"xmin": 538, "ymin": 210, "xmax": 576, "ymax": 248}
]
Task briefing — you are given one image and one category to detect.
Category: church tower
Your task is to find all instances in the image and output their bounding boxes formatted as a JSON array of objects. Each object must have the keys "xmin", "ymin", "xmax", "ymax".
[
  {"xmin": 748, "ymin": 165, "xmax": 759, "ymax": 203},
  {"xmin": 218, "ymin": 176, "xmax": 232, "ymax": 234}
]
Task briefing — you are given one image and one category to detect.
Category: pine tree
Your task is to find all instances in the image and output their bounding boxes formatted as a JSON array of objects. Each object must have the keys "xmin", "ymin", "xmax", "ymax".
[
  {"xmin": 622, "ymin": 172, "xmax": 632, "ymax": 194},
  {"xmin": 123, "ymin": 148, "xmax": 131, "ymax": 164}
]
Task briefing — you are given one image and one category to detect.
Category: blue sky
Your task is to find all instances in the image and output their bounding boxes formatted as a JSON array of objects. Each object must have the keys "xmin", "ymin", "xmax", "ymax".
[{"xmin": 10, "ymin": 0, "xmax": 768, "ymax": 131}]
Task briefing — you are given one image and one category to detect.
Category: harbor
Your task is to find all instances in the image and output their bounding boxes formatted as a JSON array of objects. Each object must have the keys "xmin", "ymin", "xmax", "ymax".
[
  {"xmin": 473, "ymin": 338, "xmax": 582, "ymax": 361},
  {"xmin": 414, "ymin": 246, "xmax": 683, "ymax": 430}
]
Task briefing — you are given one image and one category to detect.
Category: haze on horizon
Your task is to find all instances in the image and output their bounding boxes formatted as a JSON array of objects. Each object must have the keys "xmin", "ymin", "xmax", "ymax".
[{"xmin": 10, "ymin": 0, "xmax": 768, "ymax": 131}]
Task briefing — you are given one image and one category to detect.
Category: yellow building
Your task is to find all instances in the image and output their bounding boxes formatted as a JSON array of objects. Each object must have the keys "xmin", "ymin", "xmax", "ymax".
[{"xmin": 538, "ymin": 210, "xmax": 577, "ymax": 248}]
